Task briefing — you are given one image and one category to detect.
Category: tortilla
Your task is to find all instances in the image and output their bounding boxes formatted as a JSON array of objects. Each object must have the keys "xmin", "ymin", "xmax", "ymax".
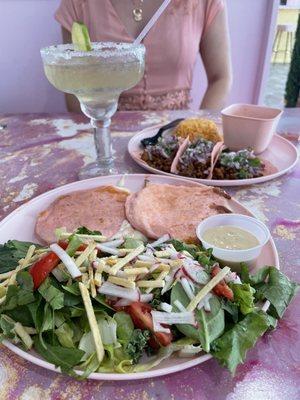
[
  {"xmin": 125, "ymin": 183, "xmax": 231, "ymax": 243},
  {"xmin": 35, "ymin": 186, "xmax": 129, "ymax": 244}
]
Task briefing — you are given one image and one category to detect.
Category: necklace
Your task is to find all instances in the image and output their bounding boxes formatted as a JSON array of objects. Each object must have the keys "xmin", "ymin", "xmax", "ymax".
[{"xmin": 132, "ymin": 0, "xmax": 144, "ymax": 22}]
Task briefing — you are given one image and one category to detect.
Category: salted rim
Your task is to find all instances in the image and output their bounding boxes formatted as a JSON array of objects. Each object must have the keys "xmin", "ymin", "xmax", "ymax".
[{"xmin": 40, "ymin": 42, "xmax": 145, "ymax": 60}]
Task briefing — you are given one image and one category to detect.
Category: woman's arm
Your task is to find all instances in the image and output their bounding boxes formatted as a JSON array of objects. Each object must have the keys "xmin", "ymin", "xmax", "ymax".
[
  {"xmin": 200, "ymin": 7, "xmax": 232, "ymax": 110},
  {"xmin": 62, "ymin": 27, "xmax": 82, "ymax": 113}
]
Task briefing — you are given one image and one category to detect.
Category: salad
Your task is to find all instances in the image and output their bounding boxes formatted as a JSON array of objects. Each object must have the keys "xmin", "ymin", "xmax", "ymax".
[{"xmin": 0, "ymin": 224, "xmax": 297, "ymax": 378}]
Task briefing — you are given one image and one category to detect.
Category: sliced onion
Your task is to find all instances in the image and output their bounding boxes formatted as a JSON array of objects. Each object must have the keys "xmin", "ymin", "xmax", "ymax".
[
  {"xmin": 152, "ymin": 321, "xmax": 171, "ymax": 334},
  {"xmin": 138, "ymin": 255, "xmax": 155, "ymax": 263},
  {"xmin": 96, "ymin": 244, "xmax": 120, "ymax": 256},
  {"xmin": 140, "ymin": 294, "xmax": 153, "ymax": 303},
  {"xmin": 159, "ymin": 302, "xmax": 172, "ymax": 313},
  {"xmin": 225, "ymin": 271, "xmax": 242, "ymax": 285},
  {"xmin": 197, "ymin": 293, "xmax": 213, "ymax": 311},
  {"xmin": 99, "ymin": 239, "xmax": 124, "ymax": 248},
  {"xmin": 180, "ymin": 277, "xmax": 195, "ymax": 301},
  {"xmin": 50, "ymin": 243, "xmax": 81, "ymax": 279},
  {"xmin": 114, "ymin": 298, "xmax": 132, "ymax": 307},
  {"xmin": 174, "ymin": 299, "xmax": 186, "ymax": 312},
  {"xmin": 149, "ymin": 234, "xmax": 170, "ymax": 248},
  {"xmin": 178, "ymin": 345, "xmax": 202, "ymax": 357},
  {"xmin": 161, "ymin": 275, "xmax": 174, "ymax": 295},
  {"xmin": 182, "ymin": 259, "xmax": 209, "ymax": 284},
  {"xmin": 151, "ymin": 310, "xmax": 195, "ymax": 328},
  {"xmin": 98, "ymin": 282, "xmax": 139, "ymax": 301}
]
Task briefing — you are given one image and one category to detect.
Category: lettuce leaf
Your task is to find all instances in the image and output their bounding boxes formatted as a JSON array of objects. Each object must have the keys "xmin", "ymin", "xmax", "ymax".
[
  {"xmin": 241, "ymin": 265, "xmax": 299, "ymax": 318},
  {"xmin": 211, "ymin": 310, "xmax": 271, "ymax": 374},
  {"xmin": 230, "ymin": 283, "xmax": 256, "ymax": 315}
]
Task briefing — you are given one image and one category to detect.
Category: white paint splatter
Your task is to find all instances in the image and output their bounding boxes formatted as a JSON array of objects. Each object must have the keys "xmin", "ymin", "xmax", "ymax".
[
  {"xmin": 236, "ymin": 181, "xmax": 282, "ymax": 199},
  {"xmin": 237, "ymin": 197, "xmax": 269, "ymax": 222},
  {"xmin": 57, "ymin": 134, "xmax": 96, "ymax": 165},
  {"xmin": 226, "ymin": 369, "xmax": 299, "ymax": 400},
  {"xmin": 8, "ymin": 165, "xmax": 28, "ymax": 183},
  {"xmin": 13, "ymin": 183, "xmax": 38, "ymax": 202},
  {"xmin": 0, "ymin": 363, "xmax": 8, "ymax": 386},
  {"xmin": 52, "ymin": 119, "xmax": 90, "ymax": 138},
  {"xmin": 29, "ymin": 119, "xmax": 50, "ymax": 126},
  {"xmin": 20, "ymin": 386, "xmax": 50, "ymax": 400},
  {"xmin": 29, "ymin": 118, "xmax": 90, "ymax": 138}
]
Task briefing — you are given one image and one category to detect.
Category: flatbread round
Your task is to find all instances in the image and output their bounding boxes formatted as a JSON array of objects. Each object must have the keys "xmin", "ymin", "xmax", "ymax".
[
  {"xmin": 35, "ymin": 186, "xmax": 129, "ymax": 243},
  {"xmin": 125, "ymin": 184, "xmax": 231, "ymax": 243}
]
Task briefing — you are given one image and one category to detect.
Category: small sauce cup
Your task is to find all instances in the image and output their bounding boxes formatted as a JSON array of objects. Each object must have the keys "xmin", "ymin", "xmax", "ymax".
[
  {"xmin": 196, "ymin": 214, "xmax": 270, "ymax": 270},
  {"xmin": 221, "ymin": 103, "xmax": 283, "ymax": 154}
]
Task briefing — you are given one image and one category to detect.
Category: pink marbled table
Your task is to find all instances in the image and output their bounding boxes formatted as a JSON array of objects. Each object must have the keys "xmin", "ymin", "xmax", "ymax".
[{"xmin": 0, "ymin": 110, "xmax": 299, "ymax": 400}]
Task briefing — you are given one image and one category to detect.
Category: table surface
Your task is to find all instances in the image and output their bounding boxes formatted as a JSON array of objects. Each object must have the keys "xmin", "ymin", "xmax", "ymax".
[{"xmin": 0, "ymin": 110, "xmax": 299, "ymax": 400}]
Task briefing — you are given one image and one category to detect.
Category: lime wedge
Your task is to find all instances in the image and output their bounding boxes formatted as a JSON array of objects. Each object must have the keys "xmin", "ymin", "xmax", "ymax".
[{"xmin": 71, "ymin": 22, "xmax": 92, "ymax": 51}]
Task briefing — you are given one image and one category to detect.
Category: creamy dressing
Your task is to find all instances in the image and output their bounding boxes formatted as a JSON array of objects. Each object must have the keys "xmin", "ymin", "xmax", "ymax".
[{"xmin": 203, "ymin": 225, "xmax": 259, "ymax": 250}]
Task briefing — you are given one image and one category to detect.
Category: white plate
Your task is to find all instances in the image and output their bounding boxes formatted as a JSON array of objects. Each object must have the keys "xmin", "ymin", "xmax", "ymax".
[
  {"xmin": 0, "ymin": 174, "xmax": 279, "ymax": 380},
  {"xmin": 128, "ymin": 125, "xmax": 299, "ymax": 187}
]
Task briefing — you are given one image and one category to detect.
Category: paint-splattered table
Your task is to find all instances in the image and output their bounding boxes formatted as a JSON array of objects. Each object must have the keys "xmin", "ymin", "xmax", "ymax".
[{"xmin": 0, "ymin": 110, "xmax": 299, "ymax": 400}]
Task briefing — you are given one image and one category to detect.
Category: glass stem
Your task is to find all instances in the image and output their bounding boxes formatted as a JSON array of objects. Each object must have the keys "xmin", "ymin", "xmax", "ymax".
[{"xmin": 91, "ymin": 118, "xmax": 114, "ymax": 168}]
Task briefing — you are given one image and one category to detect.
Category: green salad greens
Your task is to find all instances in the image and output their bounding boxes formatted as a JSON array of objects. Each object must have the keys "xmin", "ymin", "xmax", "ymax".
[{"xmin": 0, "ymin": 228, "xmax": 297, "ymax": 378}]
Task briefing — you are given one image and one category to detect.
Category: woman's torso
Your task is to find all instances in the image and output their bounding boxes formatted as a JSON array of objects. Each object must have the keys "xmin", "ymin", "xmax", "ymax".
[{"xmin": 56, "ymin": 0, "xmax": 221, "ymax": 110}]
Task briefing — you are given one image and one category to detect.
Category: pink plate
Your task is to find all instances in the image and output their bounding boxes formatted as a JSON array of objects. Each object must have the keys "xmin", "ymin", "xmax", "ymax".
[
  {"xmin": 0, "ymin": 174, "xmax": 279, "ymax": 380},
  {"xmin": 128, "ymin": 125, "xmax": 298, "ymax": 187}
]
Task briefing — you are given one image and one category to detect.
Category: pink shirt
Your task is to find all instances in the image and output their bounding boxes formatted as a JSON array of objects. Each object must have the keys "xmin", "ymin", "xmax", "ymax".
[{"xmin": 55, "ymin": 0, "xmax": 224, "ymax": 110}]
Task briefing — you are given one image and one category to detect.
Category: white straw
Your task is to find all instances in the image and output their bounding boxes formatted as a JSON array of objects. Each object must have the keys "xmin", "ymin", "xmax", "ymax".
[{"xmin": 133, "ymin": 0, "xmax": 172, "ymax": 45}]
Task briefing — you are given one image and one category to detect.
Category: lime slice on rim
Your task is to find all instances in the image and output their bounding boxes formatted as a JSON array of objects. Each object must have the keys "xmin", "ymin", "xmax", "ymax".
[{"xmin": 71, "ymin": 22, "xmax": 92, "ymax": 51}]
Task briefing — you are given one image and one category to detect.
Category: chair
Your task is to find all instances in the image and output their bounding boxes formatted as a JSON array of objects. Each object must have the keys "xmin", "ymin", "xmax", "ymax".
[{"xmin": 272, "ymin": 23, "xmax": 297, "ymax": 63}]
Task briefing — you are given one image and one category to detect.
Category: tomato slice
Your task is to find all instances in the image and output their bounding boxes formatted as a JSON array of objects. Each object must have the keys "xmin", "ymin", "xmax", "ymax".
[
  {"xmin": 29, "ymin": 252, "xmax": 60, "ymax": 289},
  {"xmin": 125, "ymin": 302, "xmax": 173, "ymax": 347},
  {"xmin": 29, "ymin": 241, "xmax": 68, "ymax": 289},
  {"xmin": 211, "ymin": 265, "xmax": 234, "ymax": 300}
]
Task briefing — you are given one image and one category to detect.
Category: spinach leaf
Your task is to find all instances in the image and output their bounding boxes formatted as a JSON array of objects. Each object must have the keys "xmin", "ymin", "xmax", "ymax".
[
  {"xmin": 171, "ymin": 282, "xmax": 224, "ymax": 350},
  {"xmin": 230, "ymin": 283, "xmax": 256, "ymax": 315},
  {"xmin": 221, "ymin": 299, "xmax": 239, "ymax": 323},
  {"xmin": 75, "ymin": 227, "xmax": 101, "ymax": 235},
  {"xmin": 169, "ymin": 240, "xmax": 202, "ymax": 258},
  {"xmin": 0, "ymin": 240, "xmax": 41, "ymax": 273},
  {"xmin": 34, "ymin": 335, "xmax": 84, "ymax": 373},
  {"xmin": 0, "ymin": 314, "xmax": 17, "ymax": 340},
  {"xmin": 55, "ymin": 322, "xmax": 75, "ymax": 348},
  {"xmin": 38, "ymin": 278, "xmax": 64, "ymax": 310},
  {"xmin": 62, "ymin": 282, "xmax": 81, "ymax": 296},
  {"xmin": 16, "ymin": 271, "xmax": 34, "ymax": 291},
  {"xmin": 114, "ymin": 312, "xmax": 134, "ymax": 342},
  {"xmin": 27, "ymin": 297, "xmax": 45, "ymax": 331},
  {"xmin": 0, "ymin": 282, "xmax": 35, "ymax": 312},
  {"xmin": 6, "ymin": 306, "xmax": 34, "ymax": 326},
  {"xmin": 211, "ymin": 310, "xmax": 271, "ymax": 375}
]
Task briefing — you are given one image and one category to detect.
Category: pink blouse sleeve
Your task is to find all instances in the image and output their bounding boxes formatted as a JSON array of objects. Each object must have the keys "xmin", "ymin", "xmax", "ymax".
[
  {"xmin": 55, "ymin": 0, "xmax": 82, "ymax": 32},
  {"xmin": 202, "ymin": 0, "xmax": 225, "ymax": 36}
]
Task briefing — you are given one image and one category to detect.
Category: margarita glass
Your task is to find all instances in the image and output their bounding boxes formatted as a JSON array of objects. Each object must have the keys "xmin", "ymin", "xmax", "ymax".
[{"xmin": 41, "ymin": 42, "xmax": 145, "ymax": 178}]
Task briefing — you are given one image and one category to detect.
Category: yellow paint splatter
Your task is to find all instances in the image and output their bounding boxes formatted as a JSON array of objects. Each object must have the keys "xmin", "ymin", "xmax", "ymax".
[{"xmin": 273, "ymin": 225, "xmax": 296, "ymax": 240}]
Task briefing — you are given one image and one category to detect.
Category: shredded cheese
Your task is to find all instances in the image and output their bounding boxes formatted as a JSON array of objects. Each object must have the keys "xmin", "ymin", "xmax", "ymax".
[
  {"xmin": 137, "ymin": 280, "xmax": 165, "ymax": 288},
  {"xmin": 123, "ymin": 267, "xmax": 149, "ymax": 275},
  {"xmin": 79, "ymin": 282, "xmax": 104, "ymax": 363},
  {"xmin": 108, "ymin": 276, "xmax": 136, "ymax": 289},
  {"xmin": 75, "ymin": 243, "xmax": 96, "ymax": 267},
  {"xmin": 110, "ymin": 245, "xmax": 145, "ymax": 275},
  {"xmin": 133, "ymin": 260, "xmax": 152, "ymax": 268},
  {"xmin": 186, "ymin": 267, "xmax": 231, "ymax": 311}
]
